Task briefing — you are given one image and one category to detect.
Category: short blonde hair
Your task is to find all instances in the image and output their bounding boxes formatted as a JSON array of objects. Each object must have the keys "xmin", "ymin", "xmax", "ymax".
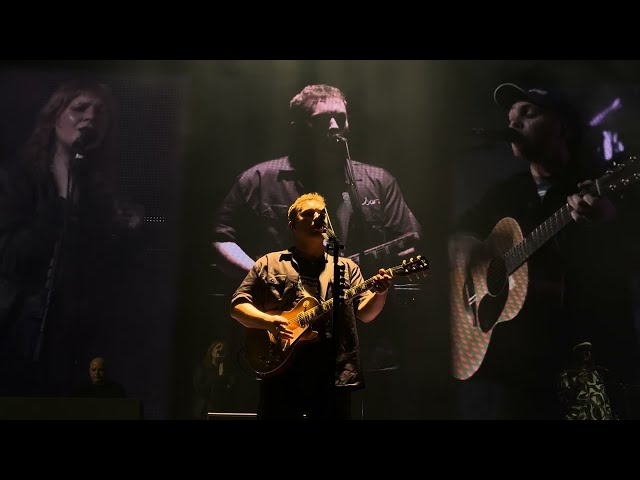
[{"xmin": 288, "ymin": 192, "xmax": 326, "ymax": 223}]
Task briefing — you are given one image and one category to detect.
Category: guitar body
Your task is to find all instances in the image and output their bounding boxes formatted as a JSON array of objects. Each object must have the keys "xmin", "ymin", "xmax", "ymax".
[
  {"xmin": 449, "ymin": 217, "xmax": 529, "ymax": 380},
  {"xmin": 448, "ymin": 156, "xmax": 640, "ymax": 381},
  {"xmin": 245, "ymin": 296, "xmax": 323, "ymax": 378}
]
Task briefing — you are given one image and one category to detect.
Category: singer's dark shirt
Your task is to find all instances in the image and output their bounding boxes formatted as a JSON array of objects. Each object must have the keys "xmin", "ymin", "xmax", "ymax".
[
  {"xmin": 0, "ymin": 160, "xmax": 63, "ymax": 376},
  {"xmin": 73, "ymin": 380, "xmax": 128, "ymax": 399},
  {"xmin": 192, "ymin": 362, "xmax": 235, "ymax": 419},
  {"xmin": 0, "ymin": 159, "xmax": 137, "ymax": 395},
  {"xmin": 213, "ymin": 156, "xmax": 421, "ymax": 267}
]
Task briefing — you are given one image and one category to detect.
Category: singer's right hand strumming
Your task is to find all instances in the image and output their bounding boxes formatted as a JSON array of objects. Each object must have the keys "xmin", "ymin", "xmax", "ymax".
[
  {"xmin": 231, "ymin": 301, "xmax": 293, "ymax": 340},
  {"xmin": 270, "ymin": 315, "xmax": 294, "ymax": 340}
]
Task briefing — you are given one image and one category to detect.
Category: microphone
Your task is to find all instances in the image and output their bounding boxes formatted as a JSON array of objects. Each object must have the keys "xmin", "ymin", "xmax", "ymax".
[
  {"xmin": 472, "ymin": 127, "xmax": 523, "ymax": 144},
  {"xmin": 72, "ymin": 128, "xmax": 98, "ymax": 152},
  {"xmin": 312, "ymin": 209, "xmax": 327, "ymax": 229},
  {"xmin": 331, "ymin": 133, "xmax": 347, "ymax": 143}
]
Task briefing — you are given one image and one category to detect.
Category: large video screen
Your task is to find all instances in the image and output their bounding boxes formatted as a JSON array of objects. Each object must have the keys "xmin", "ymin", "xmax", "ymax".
[{"xmin": 0, "ymin": 67, "xmax": 188, "ymax": 419}]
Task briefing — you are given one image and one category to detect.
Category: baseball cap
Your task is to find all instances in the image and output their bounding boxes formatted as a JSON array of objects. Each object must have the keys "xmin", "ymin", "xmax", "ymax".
[
  {"xmin": 494, "ymin": 83, "xmax": 581, "ymax": 121},
  {"xmin": 572, "ymin": 341, "xmax": 592, "ymax": 352},
  {"xmin": 494, "ymin": 82, "xmax": 584, "ymax": 148}
]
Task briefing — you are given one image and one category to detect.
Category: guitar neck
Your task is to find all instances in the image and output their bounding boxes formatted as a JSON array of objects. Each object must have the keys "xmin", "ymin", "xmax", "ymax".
[
  {"xmin": 504, "ymin": 203, "xmax": 573, "ymax": 274},
  {"xmin": 503, "ymin": 177, "xmax": 612, "ymax": 274},
  {"xmin": 496, "ymin": 153, "xmax": 640, "ymax": 274},
  {"xmin": 297, "ymin": 264, "xmax": 405, "ymax": 328}
]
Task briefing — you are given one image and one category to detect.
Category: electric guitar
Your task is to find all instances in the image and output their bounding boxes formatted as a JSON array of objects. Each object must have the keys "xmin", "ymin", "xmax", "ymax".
[
  {"xmin": 450, "ymin": 156, "xmax": 640, "ymax": 381},
  {"xmin": 245, "ymin": 255, "xmax": 429, "ymax": 378}
]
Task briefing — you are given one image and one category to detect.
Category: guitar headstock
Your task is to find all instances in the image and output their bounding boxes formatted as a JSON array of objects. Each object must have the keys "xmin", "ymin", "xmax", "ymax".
[
  {"xmin": 397, "ymin": 255, "xmax": 429, "ymax": 280},
  {"xmin": 600, "ymin": 154, "xmax": 640, "ymax": 196}
]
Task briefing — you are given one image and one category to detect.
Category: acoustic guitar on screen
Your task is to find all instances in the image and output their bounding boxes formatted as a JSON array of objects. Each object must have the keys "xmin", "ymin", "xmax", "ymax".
[{"xmin": 449, "ymin": 155, "xmax": 640, "ymax": 381}]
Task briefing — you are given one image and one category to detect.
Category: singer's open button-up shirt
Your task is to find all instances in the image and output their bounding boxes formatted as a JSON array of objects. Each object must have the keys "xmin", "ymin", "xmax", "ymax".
[{"xmin": 231, "ymin": 248, "xmax": 369, "ymax": 388}]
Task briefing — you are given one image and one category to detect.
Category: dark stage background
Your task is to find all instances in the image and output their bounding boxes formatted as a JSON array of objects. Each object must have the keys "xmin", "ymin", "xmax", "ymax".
[{"xmin": 2, "ymin": 60, "xmax": 639, "ymax": 419}]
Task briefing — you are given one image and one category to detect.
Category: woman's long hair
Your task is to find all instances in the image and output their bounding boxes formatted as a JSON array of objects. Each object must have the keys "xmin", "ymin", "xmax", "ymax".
[
  {"xmin": 20, "ymin": 80, "xmax": 119, "ymax": 201},
  {"xmin": 201, "ymin": 340, "xmax": 229, "ymax": 368}
]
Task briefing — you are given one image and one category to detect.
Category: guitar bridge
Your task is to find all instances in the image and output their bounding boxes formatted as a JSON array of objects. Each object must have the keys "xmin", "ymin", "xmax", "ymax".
[{"xmin": 463, "ymin": 279, "xmax": 478, "ymax": 327}]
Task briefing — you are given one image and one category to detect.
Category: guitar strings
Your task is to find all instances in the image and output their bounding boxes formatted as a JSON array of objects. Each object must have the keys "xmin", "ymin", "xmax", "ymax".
[{"xmin": 480, "ymin": 179, "xmax": 603, "ymax": 300}]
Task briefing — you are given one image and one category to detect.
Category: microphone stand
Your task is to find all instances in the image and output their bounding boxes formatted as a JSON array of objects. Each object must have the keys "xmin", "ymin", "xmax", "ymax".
[
  {"xmin": 33, "ymin": 150, "xmax": 83, "ymax": 363},
  {"xmin": 335, "ymin": 135, "xmax": 366, "ymax": 252},
  {"xmin": 322, "ymin": 209, "xmax": 344, "ymax": 419}
]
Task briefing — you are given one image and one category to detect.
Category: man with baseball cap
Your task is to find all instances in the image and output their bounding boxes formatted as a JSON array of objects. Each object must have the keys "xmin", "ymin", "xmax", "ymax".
[
  {"xmin": 452, "ymin": 81, "xmax": 639, "ymax": 420},
  {"xmin": 494, "ymin": 83, "xmax": 584, "ymax": 163}
]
